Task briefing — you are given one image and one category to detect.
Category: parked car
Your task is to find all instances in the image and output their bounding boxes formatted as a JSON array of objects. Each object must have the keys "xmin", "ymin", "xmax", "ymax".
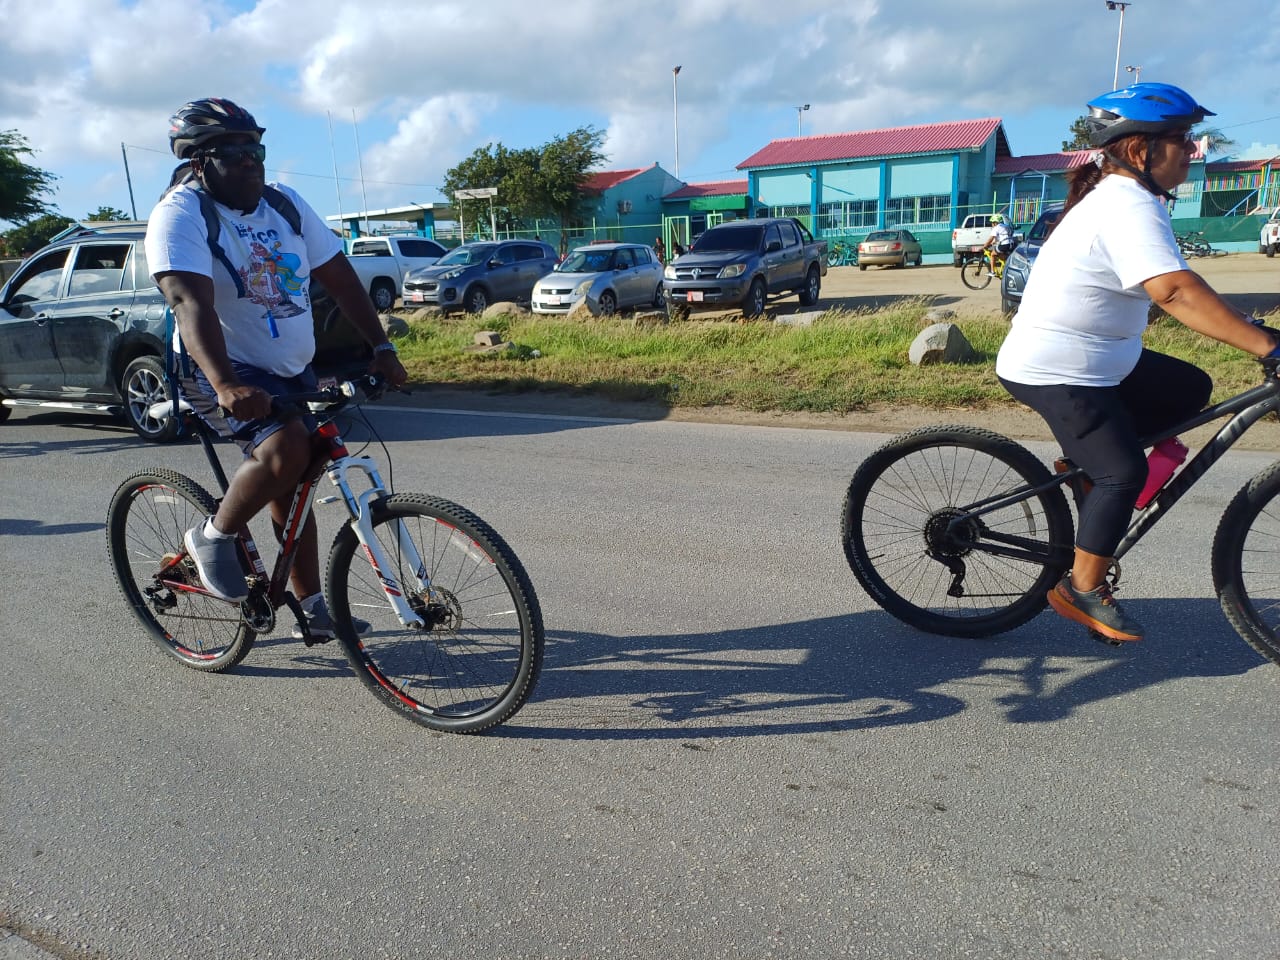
[
  {"xmin": 999, "ymin": 203, "xmax": 1065, "ymax": 315},
  {"xmin": 662, "ymin": 217, "xmax": 827, "ymax": 320},
  {"xmin": 1260, "ymin": 208, "xmax": 1280, "ymax": 257},
  {"xmin": 346, "ymin": 235, "xmax": 447, "ymax": 311},
  {"xmin": 531, "ymin": 242, "xmax": 665, "ymax": 315},
  {"xmin": 857, "ymin": 230, "xmax": 923, "ymax": 269},
  {"xmin": 0, "ymin": 221, "xmax": 371, "ymax": 440},
  {"xmin": 401, "ymin": 240, "xmax": 559, "ymax": 314}
]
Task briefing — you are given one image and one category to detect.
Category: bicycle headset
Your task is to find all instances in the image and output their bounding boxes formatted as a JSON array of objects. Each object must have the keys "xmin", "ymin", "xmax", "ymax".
[{"xmin": 1081, "ymin": 82, "xmax": 1213, "ymax": 201}]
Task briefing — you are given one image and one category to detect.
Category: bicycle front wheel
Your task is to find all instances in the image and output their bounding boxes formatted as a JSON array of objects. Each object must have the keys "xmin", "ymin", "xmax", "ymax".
[
  {"xmin": 841, "ymin": 426, "xmax": 1074, "ymax": 637},
  {"xmin": 1212, "ymin": 462, "xmax": 1280, "ymax": 667},
  {"xmin": 960, "ymin": 259, "xmax": 992, "ymax": 290},
  {"xmin": 327, "ymin": 494, "xmax": 544, "ymax": 733},
  {"xmin": 106, "ymin": 469, "xmax": 255, "ymax": 671}
]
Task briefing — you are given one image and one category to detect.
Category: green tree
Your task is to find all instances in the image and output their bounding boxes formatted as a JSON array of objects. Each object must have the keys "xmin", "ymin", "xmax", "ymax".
[
  {"xmin": 0, "ymin": 130, "xmax": 58, "ymax": 224},
  {"xmin": 86, "ymin": 206, "xmax": 130, "ymax": 222},
  {"xmin": 442, "ymin": 126, "xmax": 608, "ymax": 252},
  {"xmin": 3, "ymin": 213, "xmax": 74, "ymax": 256},
  {"xmin": 1062, "ymin": 118, "xmax": 1093, "ymax": 152}
]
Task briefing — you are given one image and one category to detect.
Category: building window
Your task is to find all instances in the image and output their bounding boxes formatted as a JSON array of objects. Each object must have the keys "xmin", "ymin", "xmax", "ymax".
[
  {"xmin": 816, "ymin": 200, "xmax": 878, "ymax": 233},
  {"xmin": 887, "ymin": 194, "xmax": 949, "ymax": 229}
]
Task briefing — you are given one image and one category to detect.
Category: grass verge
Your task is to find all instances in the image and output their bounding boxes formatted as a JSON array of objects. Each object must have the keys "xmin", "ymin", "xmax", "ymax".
[{"xmin": 392, "ymin": 301, "xmax": 1280, "ymax": 413}]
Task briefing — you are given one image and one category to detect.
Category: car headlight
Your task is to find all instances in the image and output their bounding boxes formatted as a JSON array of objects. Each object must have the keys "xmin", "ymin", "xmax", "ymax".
[
  {"xmin": 574, "ymin": 279, "xmax": 593, "ymax": 297},
  {"xmin": 663, "ymin": 264, "xmax": 677, "ymax": 280},
  {"xmin": 439, "ymin": 268, "xmax": 464, "ymax": 281},
  {"xmin": 717, "ymin": 264, "xmax": 746, "ymax": 279},
  {"xmin": 1006, "ymin": 252, "xmax": 1029, "ymax": 273}
]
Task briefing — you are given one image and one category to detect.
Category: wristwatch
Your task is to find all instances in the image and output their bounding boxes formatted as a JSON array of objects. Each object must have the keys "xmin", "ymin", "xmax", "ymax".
[{"xmin": 373, "ymin": 341, "xmax": 398, "ymax": 356}]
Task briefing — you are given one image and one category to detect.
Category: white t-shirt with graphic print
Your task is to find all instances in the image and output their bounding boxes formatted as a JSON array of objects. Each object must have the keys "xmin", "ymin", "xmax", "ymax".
[
  {"xmin": 145, "ymin": 181, "xmax": 344, "ymax": 377},
  {"xmin": 996, "ymin": 174, "xmax": 1188, "ymax": 387}
]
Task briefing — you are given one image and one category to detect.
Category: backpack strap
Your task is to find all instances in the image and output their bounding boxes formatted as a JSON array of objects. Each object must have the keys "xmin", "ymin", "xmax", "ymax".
[{"xmin": 187, "ymin": 182, "xmax": 305, "ymax": 297}]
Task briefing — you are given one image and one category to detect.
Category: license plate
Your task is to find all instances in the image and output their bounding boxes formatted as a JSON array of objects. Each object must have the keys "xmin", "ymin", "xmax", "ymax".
[
  {"xmin": 545, "ymin": 295, "xmax": 562, "ymax": 305},
  {"xmin": 317, "ymin": 376, "xmax": 336, "ymax": 390},
  {"xmin": 686, "ymin": 290, "xmax": 703, "ymax": 302},
  {"xmin": 406, "ymin": 291, "xmax": 424, "ymax": 303}
]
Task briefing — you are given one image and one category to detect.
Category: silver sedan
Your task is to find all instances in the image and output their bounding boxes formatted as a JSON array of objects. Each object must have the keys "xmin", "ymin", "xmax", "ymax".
[{"xmin": 532, "ymin": 243, "xmax": 666, "ymax": 316}]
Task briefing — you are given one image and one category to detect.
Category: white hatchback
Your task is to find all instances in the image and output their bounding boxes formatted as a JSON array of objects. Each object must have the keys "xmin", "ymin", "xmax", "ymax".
[{"xmin": 531, "ymin": 243, "xmax": 666, "ymax": 316}]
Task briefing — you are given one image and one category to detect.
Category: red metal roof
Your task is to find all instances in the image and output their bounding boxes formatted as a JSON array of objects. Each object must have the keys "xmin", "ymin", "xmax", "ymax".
[
  {"xmin": 583, "ymin": 168, "xmax": 645, "ymax": 192},
  {"xmin": 737, "ymin": 118, "xmax": 1007, "ymax": 170},
  {"xmin": 1207, "ymin": 158, "xmax": 1271, "ymax": 173},
  {"xmin": 664, "ymin": 179, "xmax": 749, "ymax": 200},
  {"xmin": 994, "ymin": 150, "xmax": 1096, "ymax": 176}
]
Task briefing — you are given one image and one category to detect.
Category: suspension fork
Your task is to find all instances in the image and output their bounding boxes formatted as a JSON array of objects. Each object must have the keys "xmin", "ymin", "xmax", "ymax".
[{"xmin": 325, "ymin": 455, "xmax": 429, "ymax": 629}]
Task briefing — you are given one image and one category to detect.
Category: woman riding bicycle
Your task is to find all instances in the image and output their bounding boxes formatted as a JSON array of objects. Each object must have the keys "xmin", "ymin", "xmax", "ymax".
[{"xmin": 995, "ymin": 82, "xmax": 1279, "ymax": 643}]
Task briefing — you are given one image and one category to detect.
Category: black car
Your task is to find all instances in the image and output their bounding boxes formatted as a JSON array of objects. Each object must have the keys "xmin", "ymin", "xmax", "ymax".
[
  {"xmin": 0, "ymin": 221, "xmax": 371, "ymax": 441},
  {"xmin": 999, "ymin": 203, "xmax": 1064, "ymax": 315}
]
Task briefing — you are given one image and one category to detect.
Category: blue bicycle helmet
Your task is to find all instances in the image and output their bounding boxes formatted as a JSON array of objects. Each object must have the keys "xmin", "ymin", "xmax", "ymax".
[{"xmin": 1083, "ymin": 83, "xmax": 1213, "ymax": 147}]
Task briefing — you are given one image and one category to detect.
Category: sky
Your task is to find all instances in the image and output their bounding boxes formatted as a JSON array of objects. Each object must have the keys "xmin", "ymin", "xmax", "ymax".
[{"xmin": 2, "ymin": 0, "xmax": 1278, "ymax": 231}]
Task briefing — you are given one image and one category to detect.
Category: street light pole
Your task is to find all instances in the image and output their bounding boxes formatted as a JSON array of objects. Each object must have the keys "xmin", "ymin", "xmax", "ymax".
[
  {"xmin": 1125, "ymin": 64, "xmax": 1142, "ymax": 85},
  {"xmin": 1105, "ymin": 1, "xmax": 1131, "ymax": 91},
  {"xmin": 672, "ymin": 65, "xmax": 682, "ymax": 179},
  {"xmin": 796, "ymin": 103, "xmax": 810, "ymax": 137}
]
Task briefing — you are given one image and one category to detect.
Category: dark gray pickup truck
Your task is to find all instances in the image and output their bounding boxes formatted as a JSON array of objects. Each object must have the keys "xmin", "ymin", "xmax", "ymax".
[{"xmin": 662, "ymin": 217, "xmax": 827, "ymax": 320}]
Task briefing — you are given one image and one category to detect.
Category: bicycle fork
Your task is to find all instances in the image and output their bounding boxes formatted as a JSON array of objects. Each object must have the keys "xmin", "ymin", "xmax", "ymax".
[{"xmin": 323, "ymin": 455, "xmax": 430, "ymax": 630}]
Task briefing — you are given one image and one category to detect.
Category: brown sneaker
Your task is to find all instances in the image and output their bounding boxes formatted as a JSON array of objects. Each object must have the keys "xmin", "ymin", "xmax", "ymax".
[{"xmin": 1046, "ymin": 573, "xmax": 1144, "ymax": 642}]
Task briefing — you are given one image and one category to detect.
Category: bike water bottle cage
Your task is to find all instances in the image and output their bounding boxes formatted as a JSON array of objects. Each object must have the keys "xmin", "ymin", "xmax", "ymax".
[{"xmin": 1082, "ymin": 83, "xmax": 1213, "ymax": 200}]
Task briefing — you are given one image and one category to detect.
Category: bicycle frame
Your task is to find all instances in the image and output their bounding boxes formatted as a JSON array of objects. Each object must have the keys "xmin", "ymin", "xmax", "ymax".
[
  {"xmin": 185, "ymin": 394, "xmax": 432, "ymax": 632},
  {"xmin": 950, "ymin": 370, "xmax": 1280, "ymax": 565}
]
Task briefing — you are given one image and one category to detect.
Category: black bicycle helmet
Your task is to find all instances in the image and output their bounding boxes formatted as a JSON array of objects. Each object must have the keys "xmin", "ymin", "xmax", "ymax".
[
  {"xmin": 168, "ymin": 98, "xmax": 265, "ymax": 159},
  {"xmin": 1082, "ymin": 83, "xmax": 1213, "ymax": 147}
]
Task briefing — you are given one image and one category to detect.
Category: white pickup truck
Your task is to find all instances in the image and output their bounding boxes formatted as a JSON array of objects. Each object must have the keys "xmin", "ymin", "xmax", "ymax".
[
  {"xmin": 951, "ymin": 214, "xmax": 995, "ymax": 267},
  {"xmin": 346, "ymin": 235, "xmax": 447, "ymax": 311},
  {"xmin": 1260, "ymin": 209, "xmax": 1280, "ymax": 258}
]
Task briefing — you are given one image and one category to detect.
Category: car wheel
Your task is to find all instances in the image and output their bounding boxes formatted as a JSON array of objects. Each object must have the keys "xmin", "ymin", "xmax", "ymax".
[
  {"xmin": 1001, "ymin": 296, "xmax": 1017, "ymax": 316},
  {"xmin": 0, "ymin": 403, "xmax": 10, "ymax": 423},
  {"xmin": 1268, "ymin": 244, "xmax": 1276, "ymax": 259},
  {"xmin": 370, "ymin": 279, "xmax": 396, "ymax": 313},
  {"xmin": 653, "ymin": 284, "xmax": 666, "ymax": 309},
  {"xmin": 858, "ymin": 264, "xmax": 867, "ymax": 272},
  {"xmin": 121, "ymin": 355, "xmax": 180, "ymax": 443},
  {"xmin": 741, "ymin": 278, "xmax": 767, "ymax": 320},
  {"xmin": 464, "ymin": 286, "xmax": 489, "ymax": 314},
  {"xmin": 798, "ymin": 266, "xmax": 820, "ymax": 306},
  {"xmin": 597, "ymin": 290, "xmax": 618, "ymax": 316}
]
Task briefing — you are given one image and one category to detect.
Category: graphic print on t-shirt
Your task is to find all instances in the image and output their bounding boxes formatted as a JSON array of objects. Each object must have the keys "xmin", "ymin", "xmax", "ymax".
[{"xmin": 227, "ymin": 219, "xmax": 307, "ymax": 321}]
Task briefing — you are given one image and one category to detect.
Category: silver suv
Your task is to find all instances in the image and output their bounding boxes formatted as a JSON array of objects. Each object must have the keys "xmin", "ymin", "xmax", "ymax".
[{"xmin": 401, "ymin": 240, "xmax": 558, "ymax": 314}]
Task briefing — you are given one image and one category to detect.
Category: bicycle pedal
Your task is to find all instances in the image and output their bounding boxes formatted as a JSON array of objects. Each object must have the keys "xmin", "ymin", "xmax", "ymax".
[{"xmin": 1088, "ymin": 628, "xmax": 1124, "ymax": 647}]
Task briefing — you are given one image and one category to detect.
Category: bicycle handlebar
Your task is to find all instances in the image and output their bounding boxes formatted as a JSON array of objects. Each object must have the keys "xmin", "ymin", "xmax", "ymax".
[{"xmin": 214, "ymin": 373, "xmax": 402, "ymax": 420}]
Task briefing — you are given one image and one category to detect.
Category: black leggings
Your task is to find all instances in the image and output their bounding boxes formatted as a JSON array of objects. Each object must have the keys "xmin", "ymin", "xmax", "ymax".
[{"xmin": 1000, "ymin": 350, "xmax": 1212, "ymax": 556}]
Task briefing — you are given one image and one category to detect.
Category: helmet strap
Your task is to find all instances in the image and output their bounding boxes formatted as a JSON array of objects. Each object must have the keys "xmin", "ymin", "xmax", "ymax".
[{"xmin": 1102, "ymin": 141, "xmax": 1175, "ymax": 202}]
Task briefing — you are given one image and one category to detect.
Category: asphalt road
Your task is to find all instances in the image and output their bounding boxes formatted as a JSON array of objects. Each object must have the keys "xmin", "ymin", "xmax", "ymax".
[{"xmin": 3, "ymin": 402, "xmax": 1279, "ymax": 959}]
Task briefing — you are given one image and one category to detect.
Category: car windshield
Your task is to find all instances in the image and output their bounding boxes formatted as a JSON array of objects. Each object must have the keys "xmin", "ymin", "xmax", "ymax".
[
  {"xmin": 691, "ymin": 226, "xmax": 764, "ymax": 252},
  {"xmin": 560, "ymin": 249, "xmax": 614, "ymax": 272},
  {"xmin": 865, "ymin": 231, "xmax": 897, "ymax": 242},
  {"xmin": 1029, "ymin": 211, "xmax": 1063, "ymax": 242},
  {"xmin": 437, "ymin": 245, "xmax": 495, "ymax": 266}
]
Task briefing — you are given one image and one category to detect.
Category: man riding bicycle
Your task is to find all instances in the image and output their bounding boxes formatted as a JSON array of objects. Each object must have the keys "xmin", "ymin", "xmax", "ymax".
[
  {"xmin": 983, "ymin": 214, "xmax": 1015, "ymax": 277},
  {"xmin": 145, "ymin": 97, "xmax": 408, "ymax": 635}
]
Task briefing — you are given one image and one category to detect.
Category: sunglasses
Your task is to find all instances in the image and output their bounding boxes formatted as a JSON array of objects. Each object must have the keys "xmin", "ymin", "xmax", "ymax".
[
  {"xmin": 1155, "ymin": 130, "xmax": 1196, "ymax": 146},
  {"xmin": 200, "ymin": 143, "xmax": 267, "ymax": 164}
]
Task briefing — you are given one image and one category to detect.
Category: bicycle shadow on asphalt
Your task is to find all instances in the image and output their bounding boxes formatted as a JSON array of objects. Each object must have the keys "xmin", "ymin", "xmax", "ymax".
[{"xmin": 498, "ymin": 597, "xmax": 1266, "ymax": 740}]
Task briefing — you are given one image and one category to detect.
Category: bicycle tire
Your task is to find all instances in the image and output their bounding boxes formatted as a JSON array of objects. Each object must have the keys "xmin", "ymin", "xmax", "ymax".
[
  {"xmin": 959, "ymin": 259, "xmax": 992, "ymax": 290},
  {"xmin": 326, "ymin": 493, "xmax": 544, "ymax": 733},
  {"xmin": 1211, "ymin": 461, "xmax": 1280, "ymax": 667},
  {"xmin": 106, "ymin": 469, "xmax": 255, "ymax": 671},
  {"xmin": 1191, "ymin": 239, "xmax": 1211, "ymax": 257},
  {"xmin": 841, "ymin": 425, "xmax": 1074, "ymax": 638}
]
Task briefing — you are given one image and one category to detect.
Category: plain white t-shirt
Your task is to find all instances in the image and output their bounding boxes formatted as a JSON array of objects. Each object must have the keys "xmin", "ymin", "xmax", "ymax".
[
  {"xmin": 145, "ymin": 182, "xmax": 344, "ymax": 377},
  {"xmin": 995, "ymin": 175, "xmax": 1188, "ymax": 387}
]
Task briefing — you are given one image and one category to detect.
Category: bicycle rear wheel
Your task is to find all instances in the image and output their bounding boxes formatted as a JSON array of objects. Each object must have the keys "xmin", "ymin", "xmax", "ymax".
[
  {"xmin": 841, "ymin": 425, "xmax": 1074, "ymax": 637},
  {"xmin": 327, "ymin": 494, "xmax": 544, "ymax": 733},
  {"xmin": 106, "ymin": 469, "xmax": 255, "ymax": 671},
  {"xmin": 960, "ymin": 259, "xmax": 992, "ymax": 290},
  {"xmin": 1211, "ymin": 462, "xmax": 1280, "ymax": 666}
]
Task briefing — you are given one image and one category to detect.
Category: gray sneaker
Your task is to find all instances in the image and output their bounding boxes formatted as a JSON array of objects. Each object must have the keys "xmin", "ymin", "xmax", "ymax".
[
  {"xmin": 183, "ymin": 520, "xmax": 248, "ymax": 602},
  {"xmin": 292, "ymin": 598, "xmax": 372, "ymax": 640},
  {"xmin": 1046, "ymin": 573, "xmax": 1144, "ymax": 643}
]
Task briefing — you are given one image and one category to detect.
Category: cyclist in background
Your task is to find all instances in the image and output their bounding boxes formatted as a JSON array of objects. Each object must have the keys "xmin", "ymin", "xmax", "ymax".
[
  {"xmin": 983, "ymin": 214, "xmax": 1015, "ymax": 277},
  {"xmin": 145, "ymin": 97, "xmax": 407, "ymax": 635},
  {"xmin": 995, "ymin": 82, "xmax": 1279, "ymax": 643}
]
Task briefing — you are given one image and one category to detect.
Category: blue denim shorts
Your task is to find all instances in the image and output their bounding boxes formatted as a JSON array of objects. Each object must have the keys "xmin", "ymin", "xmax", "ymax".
[{"xmin": 182, "ymin": 361, "xmax": 319, "ymax": 456}]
